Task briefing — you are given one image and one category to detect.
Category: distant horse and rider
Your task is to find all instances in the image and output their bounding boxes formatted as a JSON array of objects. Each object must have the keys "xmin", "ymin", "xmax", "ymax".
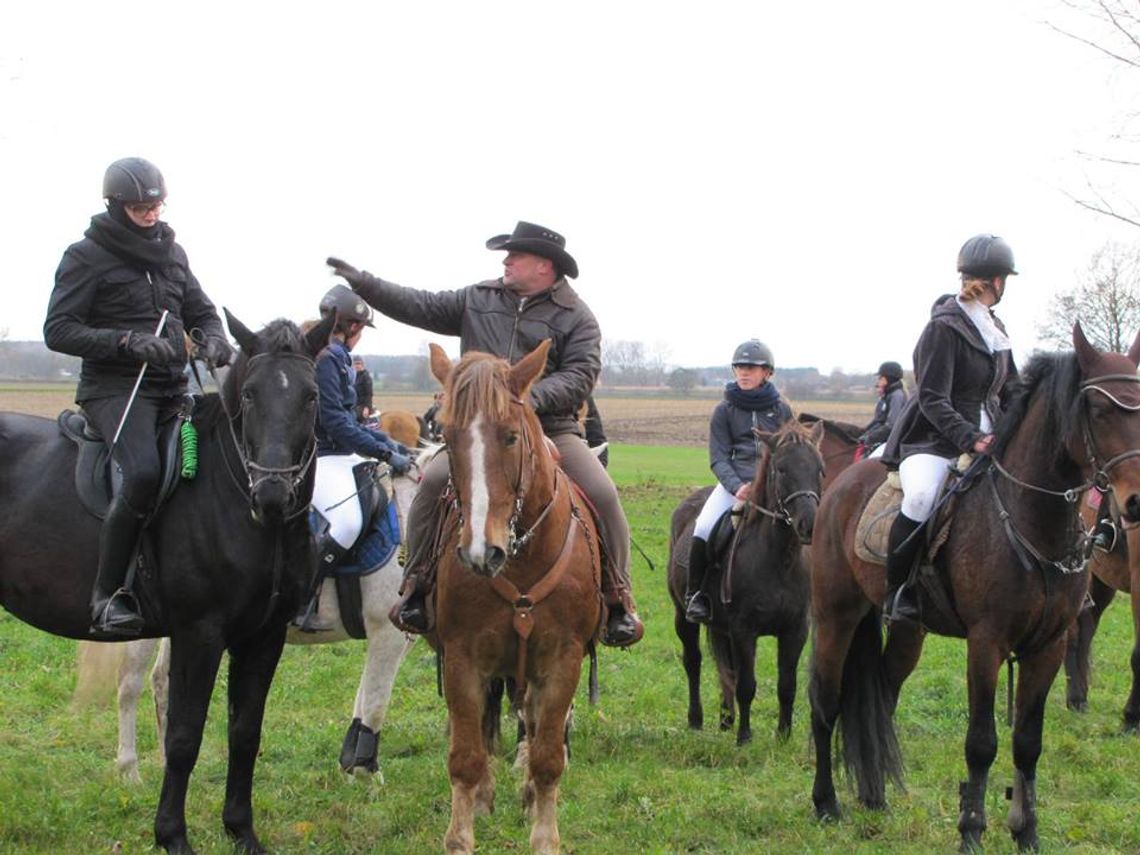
[{"xmin": 667, "ymin": 418, "xmax": 825, "ymax": 744}]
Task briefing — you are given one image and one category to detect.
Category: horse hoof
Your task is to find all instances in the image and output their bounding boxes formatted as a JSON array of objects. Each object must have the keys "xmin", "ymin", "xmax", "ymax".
[
  {"xmin": 814, "ymin": 800, "xmax": 841, "ymax": 822},
  {"xmin": 1012, "ymin": 829, "xmax": 1040, "ymax": 852},
  {"xmin": 959, "ymin": 832, "xmax": 984, "ymax": 854},
  {"xmin": 735, "ymin": 731, "xmax": 753, "ymax": 747},
  {"xmin": 1066, "ymin": 700, "xmax": 1087, "ymax": 713}
]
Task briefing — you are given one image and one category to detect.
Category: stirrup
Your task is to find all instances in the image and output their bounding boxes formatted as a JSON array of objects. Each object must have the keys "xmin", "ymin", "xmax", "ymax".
[
  {"xmin": 602, "ymin": 608, "xmax": 644, "ymax": 647},
  {"xmin": 92, "ymin": 590, "xmax": 144, "ymax": 636},
  {"xmin": 293, "ymin": 596, "xmax": 335, "ymax": 633},
  {"xmin": 883, "ymin": 586, "xmax": 919, "ymax": 624},
  {"xmin": 684, "ymin": 592, "xmax": 711, "ymax": 625},
  {"xmin": 1092, "ymin": 519, "xmax": 1118, "ymax": 554}
]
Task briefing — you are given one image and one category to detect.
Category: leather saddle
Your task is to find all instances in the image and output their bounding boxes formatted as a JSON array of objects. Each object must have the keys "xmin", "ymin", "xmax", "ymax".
[{"xmin": 57, "ymin": 408, "xmax": 185, "ymax": 520}]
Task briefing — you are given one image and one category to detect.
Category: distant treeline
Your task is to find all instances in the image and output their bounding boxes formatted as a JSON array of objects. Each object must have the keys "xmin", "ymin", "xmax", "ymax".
[{"xmin": 0, "ymin": 341, "xmax": 895, "ymax": 400}]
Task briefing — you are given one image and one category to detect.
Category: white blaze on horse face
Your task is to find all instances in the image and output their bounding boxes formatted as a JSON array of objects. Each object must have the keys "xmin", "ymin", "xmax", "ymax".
[
  {"xmin": 277, "ymin": 370, "xmax": 289, "ymax": 391},
  {"xmin": 464, "ymin": 414, "xmax": 491, "ymax": 564}
]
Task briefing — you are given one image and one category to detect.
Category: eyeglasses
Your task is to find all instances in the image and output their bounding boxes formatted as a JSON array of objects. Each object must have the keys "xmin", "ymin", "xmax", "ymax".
[{"xmin": 125, "ymin": 201, "xmax": 165, "ymax": 216}]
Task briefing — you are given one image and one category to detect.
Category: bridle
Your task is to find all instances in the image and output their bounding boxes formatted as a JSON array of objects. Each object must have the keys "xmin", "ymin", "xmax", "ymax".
[
  {"xmin": 988, "ymin": 371, "xmax": 1140, "ymax": 575},
  {"xmin": 214, "ymin": 352, "xmax": 318, "ymax": 522},
  {"xmin": 748, "ymin": 438, "xmax": 822, "ymax": 528}
]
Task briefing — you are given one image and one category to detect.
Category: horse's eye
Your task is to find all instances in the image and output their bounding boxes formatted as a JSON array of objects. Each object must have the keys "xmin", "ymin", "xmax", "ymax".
[
  {"xmin": 505, "ymin": 432, "xmax": 519, "ymax": 447},
  {"xmin": 241, "ymin": 389, "xmax": 254, "ymax": 404}
]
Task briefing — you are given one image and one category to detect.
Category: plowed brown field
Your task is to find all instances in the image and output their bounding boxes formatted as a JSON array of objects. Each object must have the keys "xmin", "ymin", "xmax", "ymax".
[{"xmin": 1, "ymin": 385, "xmax": 875, "ymax": 448}]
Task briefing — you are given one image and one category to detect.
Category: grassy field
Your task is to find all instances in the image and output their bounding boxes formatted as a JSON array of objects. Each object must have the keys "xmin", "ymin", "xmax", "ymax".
[{"xmin": 1, "ymin": 397, "xmax": 1137, "ymax": 853}]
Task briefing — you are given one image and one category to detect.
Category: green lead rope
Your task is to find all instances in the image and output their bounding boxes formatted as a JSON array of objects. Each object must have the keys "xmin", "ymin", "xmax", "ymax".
[{"xmin": 180, "ymin": 420, "xmax": 199, "ymax": 479}]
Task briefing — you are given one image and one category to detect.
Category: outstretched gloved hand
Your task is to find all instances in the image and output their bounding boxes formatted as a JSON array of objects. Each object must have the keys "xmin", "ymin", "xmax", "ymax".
[
  {"xmin": 327, "ymin": 257, "xmax": 367, "ymax": 291},
  {"xmin": 386, "ymin": 451, "xmax": 412, "ymax": 476}
]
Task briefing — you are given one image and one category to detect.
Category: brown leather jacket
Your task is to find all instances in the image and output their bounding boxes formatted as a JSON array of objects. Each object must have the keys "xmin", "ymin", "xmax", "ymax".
[{"xmin": 353, "ymin": 274, "xmax": 600, "ymax": 436}]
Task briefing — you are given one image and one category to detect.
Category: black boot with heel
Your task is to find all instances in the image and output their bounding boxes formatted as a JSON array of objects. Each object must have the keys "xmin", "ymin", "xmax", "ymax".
[
  {"xmin": 684, "ymin": 536, "xmax": 712, "ymax": 624},
  {"xmin": 884, "ymin": 513, "xmax": 923, "ymax": 624}
]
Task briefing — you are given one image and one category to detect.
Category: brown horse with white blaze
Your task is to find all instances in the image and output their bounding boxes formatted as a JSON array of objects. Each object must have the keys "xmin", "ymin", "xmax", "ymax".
[
  {"xmin": 427, "ymin": 340, "xmax": 601, "ymax": 855},
  {"xmin": 808, "ymin": 324, "xmax": 1140, "ymax": 851}
]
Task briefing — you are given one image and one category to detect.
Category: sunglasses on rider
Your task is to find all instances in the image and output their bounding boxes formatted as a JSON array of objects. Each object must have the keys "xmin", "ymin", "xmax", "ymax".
[{"xmin": 125, "ymin": 201, "xmax": 165, "ymax": 216}]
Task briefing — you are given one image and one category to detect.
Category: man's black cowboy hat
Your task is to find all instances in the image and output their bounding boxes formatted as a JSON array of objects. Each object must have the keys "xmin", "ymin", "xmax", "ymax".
[{"xmin": 485, "ymin": 221, "xmax": 578, "ymax": 279}]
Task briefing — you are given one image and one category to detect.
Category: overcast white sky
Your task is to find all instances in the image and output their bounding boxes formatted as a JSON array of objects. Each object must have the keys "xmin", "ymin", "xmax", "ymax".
[{"xmin": 3, "ymin": 0, "xmax": 1139, "ymax": 374}]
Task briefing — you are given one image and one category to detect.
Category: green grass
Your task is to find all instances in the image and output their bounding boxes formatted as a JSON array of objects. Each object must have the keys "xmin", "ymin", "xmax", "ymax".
[{"xmin": 1, "ymin": 444, "xmax": 1139, "ymax": 853}]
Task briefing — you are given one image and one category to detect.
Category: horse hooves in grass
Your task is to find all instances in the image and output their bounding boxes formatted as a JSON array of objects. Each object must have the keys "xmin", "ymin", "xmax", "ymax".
[
  {"xmin": 687, "ymin": 712, "xmax": 703, "ymax": 730},
  {"xmin": 814, "ymin": 799, "xmax": 841, "ymax": 822},
  {"xmin": 735, "ymin": 730, "xmax": 753, "ymax": 747}
]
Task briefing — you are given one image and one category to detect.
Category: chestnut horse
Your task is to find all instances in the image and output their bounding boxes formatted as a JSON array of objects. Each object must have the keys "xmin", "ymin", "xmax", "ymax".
[
  {"xmin": 808, "ymin": 325, "xmax": 1140, "ymax": 851},
  {"xmin": 667, "ymin": 419, "xmax": 825, "ymax": 744},
  {"xmin": 1063, "ymin": 497, "xmax": 1140, "ymax": 730},
  {"xmin": 427, "ymin": 340, "xmax": 602, "ymax": 855},
  {"xmin": 798, "ymin": 413, "xmax": 861, "ymax": 492}
]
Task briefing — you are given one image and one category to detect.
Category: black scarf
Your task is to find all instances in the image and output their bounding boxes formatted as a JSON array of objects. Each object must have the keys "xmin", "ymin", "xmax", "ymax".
[
  {"xmin": 883, "ymin": 379, "xmax": 903, "ymax": 397},
  {"xmin": 724, "ymin": 380, "xmax": 781, "ymax": 411},
  {"xmin": 85, "ymin": 210, "xmax": 176, "ymax": 272}
]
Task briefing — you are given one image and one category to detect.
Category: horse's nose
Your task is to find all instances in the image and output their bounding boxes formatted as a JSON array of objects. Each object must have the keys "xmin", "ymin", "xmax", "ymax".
[
  {"xmin": 485, "ymin": 545, "xmax": 507, "ymax": 574},
  {"xmin": 795, "ymin": 511, "xmax": 816, "ymax": 545},
  {"xmin": 1123, "ymin": 492, "xmax": 1140, "ymax": 524}
]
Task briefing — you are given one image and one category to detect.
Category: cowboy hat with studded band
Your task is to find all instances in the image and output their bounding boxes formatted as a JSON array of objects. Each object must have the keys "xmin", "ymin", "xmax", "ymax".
[{"xmin": 485, "ymin": 221, "xmax": 579, "ymax": 279}]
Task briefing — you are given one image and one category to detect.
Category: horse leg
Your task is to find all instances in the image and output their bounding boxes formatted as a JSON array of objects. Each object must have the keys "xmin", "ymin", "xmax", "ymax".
[
  {"xmin": 958, "ymin": 639, "xmax": 1003, "ymax": 853},
  {"xmin": 708, "ymin": 628, "xmax": 736, "ymax": 731},
  {"xmin": 219, "ymin": 625, "xmax": 288, "ymax": 854},
  {"xmin": 152, "ymin": 637, "xmax": 171, "ymax": 766},
  {"xmin": 731, "ymin": 634, "xmax": 757, "ymax": 746},
  {"xmin": 775, "ymin": 620, "xmax": 808, "ymax": 740},
  {"xmin": 1124, "ymin": 585, "xmax": 1140, "ymax": 733},
  {"xmin": 809, "ymin": 615, "xmax": 857, "ymax": 821},
  {"xmin": 117, "ymin": 638, "xmax": 159, "ymax": 783},
  {"xmin": 154, "ymin": 634, "xmax": 225, "ymax": 855},
  {"xmin": 881, "ymin": 621, "xmax": 925, "ymax": 714},
  {"xmin": 342, "ymin": 612, "xmax": 415, "ymax": 777},
  {"xmin": 1007, "ymin": 636, "xmax": 1066, "ymax": 852},
  {"xmin": 525, "ymin": 655, "xmax": 580, "ymax": 855},
  {"xmin": 442, "ymin": 654, "xmax": 489, "ymax": 854},
  {"xmin": 674, "ymin": 606, "xmax": 704, "ymax": 730},
  {"xmin": 1064, "ymin": 575, "xmax": 1114, "ymax": 712}
]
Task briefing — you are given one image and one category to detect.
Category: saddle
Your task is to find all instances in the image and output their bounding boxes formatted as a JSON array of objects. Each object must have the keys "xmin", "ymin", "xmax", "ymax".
[
  {"xmin": 855, "ymin": 455, "xmax": 985, "ymax": 634},
  {"xmin": 57, "ymin": 407, "xmax": 187, "ymax": 520},
  {"xmin": 319, "ymin": 461, "xmax": 401, "ymax": 640}
]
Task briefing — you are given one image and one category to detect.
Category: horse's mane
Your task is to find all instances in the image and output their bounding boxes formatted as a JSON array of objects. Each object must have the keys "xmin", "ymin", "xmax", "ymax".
[
  {"xmin": 751, "ymin": 418, "xmax": 823, "ymax": 512},
  {"xmin": 992, "ymin": 351, "xmax": 1082, "ymax": 457},
  {"xmin": 439, "ymin": 352, "xmax": 515, "ymax": 429}
]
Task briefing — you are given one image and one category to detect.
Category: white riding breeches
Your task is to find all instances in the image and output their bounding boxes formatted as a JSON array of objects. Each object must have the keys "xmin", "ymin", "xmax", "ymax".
[
  {"xmin": 694, "ymin": 483, "xmax": 738, "ymax": 540},
  {"xmin": 313, "ymin": 453, "xmax": 367, "ymax": 549},
  {"xmin": 898, "ymin": 453, "xmax": 955, "ymax": 522}
]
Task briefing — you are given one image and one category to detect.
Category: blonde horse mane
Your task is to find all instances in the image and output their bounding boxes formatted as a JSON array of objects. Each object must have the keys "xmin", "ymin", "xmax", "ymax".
[{"xmin": 438, "ymin": 351, "xmax": 517, "ymax": 429}]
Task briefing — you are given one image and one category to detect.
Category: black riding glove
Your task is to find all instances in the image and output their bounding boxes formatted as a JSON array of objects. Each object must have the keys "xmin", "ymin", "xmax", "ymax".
[
  {"xmin": 327, "ymin": 256, "xmax": 368, "ymax": 292},
  {"xmin": 122, "ymin": 331, "xmax": 178, "ymax": 366},
  {"xmin": 202, "ymin": 335, "xmax": 234, "ymax": 368}
]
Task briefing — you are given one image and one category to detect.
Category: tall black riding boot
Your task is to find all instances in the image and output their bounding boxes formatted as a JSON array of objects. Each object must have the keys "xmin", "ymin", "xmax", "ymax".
[
  {"xmin": 884, "ymin": 513, "xmax": 923, "ymax": 624},
  {"xmin": 295, "ymin": 532, "xmax": 349, "ymax": 633},
  {"xmin": 684, "ymin": 536, "xmax": 712, "ymax": 624},
  {"xmin": 91, "ymin": 497, "xmax": 147, "ymax": 636}
]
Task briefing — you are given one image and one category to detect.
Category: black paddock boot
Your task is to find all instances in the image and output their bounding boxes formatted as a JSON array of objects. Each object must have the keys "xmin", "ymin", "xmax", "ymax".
[
  {"xmin": 294, "ymin": 533, "xmax": 348, "ymax": 633},
  {"xmin": 1092, "ymin": 515, "xmax": 1118, "ymax": 553},
  {"xmin": 684, "ymin": 536, "xmax": 712, "ymax": 624},
  {"xmin": 91, "ymin": 497, "xmax": 147, "ymax": 636},
  {"xmin": 395, "ymin": 581, "xmax": 431, "ymax": 634},
  {"xmin": 884, "ymin": 513, "xmax": 923, "ymax": 624},
  {"xmin": 603, "ymin": 593, "xmax": 644, "ymax": 647}
]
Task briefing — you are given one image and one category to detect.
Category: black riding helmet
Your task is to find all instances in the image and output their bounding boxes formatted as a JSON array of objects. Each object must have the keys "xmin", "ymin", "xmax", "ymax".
[
  {"xmin": 732, "ymin": 339, "xmax": 774, "ymax": 369},
  {"xmin": 103, "ymin": 157, "xmax": 166, "ymax": 204},
  {"xmin": 957, "ymin": 234, "xmax": 1017, "ymax": 278},
  {"xmin": 877, "ymin": 361, "xmax": 903, "ymax": 382},
  {"xmin": 320, "ymin": 284, "xmax": 375, "ymax": 328}
]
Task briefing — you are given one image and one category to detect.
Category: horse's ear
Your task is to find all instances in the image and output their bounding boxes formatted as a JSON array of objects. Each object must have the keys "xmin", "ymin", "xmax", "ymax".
[
  {"xmin": 429, "ymin": 343, "xmax": 453, "ymax": 387},
  {"xmin": 224, "ymin": 309, "xmax": 259, "ymax": 355},
  {"xmin": 808, "ymin": 420, "xmax": 826, "ymax": 447},
  {"xmin": 509, "ymin": 339, "xmax": 551, "ymax": 398},
  {"xmin": 303, "ymin": 314, "xmax": 335, "ymax": 358},
  {"xmin": 1073, "ymin": 321, "xmax": 1098, "ymax": 372},
  {"xmin": 1128, "ymin": 327, "xmax": 1140, "ymax": 367},
  {"xmin": 752, "ymin": 427, "xmax": 775, "ymax": 447}
]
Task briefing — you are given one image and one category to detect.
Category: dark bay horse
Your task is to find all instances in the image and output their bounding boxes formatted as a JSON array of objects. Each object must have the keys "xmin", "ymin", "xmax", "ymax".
[
  {"xmin": 427, "ymin": 340, "xmax": 601, "ymax": 855},
  {"xmin": 1063, "ymin": 499, "xmax": 1140, "ymax": 730},
  {"xmin": 667, "ymin": 420, "xmax": 824, "ymax": 743},
  {"xmin": 0, "ymin": 313, "xmax": 329, "ymax": 854},
  {"xmin": 808, "ymin": 324, "xmax": 1140, "ymax": 852}
]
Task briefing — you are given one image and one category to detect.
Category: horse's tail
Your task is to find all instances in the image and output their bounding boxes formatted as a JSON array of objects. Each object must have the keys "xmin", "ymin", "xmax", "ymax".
[
  {"xmin": 707, "ymin": 628, "xmax": 736, "ymax": 699},
  {"xmin": 835, "ymin": 611, "xmax": 904, "ymax": 806},
  {"xmin": 72, "ymin": 641, "xmax": 124, "ymax": 708}
]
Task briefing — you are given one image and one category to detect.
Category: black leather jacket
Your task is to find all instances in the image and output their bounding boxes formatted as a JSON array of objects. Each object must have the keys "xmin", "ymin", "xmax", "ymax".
[{"xmin": 353, "ymin": 274, "xmax": 601, "ymax": 436}]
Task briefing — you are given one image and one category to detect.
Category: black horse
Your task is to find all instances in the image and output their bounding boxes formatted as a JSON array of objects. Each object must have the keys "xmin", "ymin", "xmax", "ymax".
[
  {"xmin": 0, "ymin": 312, "xmax": 329, "ymax": 855},
  {"xmin": 667, "ymin": 419, "xmax": 824, "ymax": 744}
]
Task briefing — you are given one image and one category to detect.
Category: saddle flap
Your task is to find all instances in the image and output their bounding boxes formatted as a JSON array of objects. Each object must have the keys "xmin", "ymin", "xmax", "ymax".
[{"xmin": 854, "ymin": 469, "xmax": 958, "ymax": 566}]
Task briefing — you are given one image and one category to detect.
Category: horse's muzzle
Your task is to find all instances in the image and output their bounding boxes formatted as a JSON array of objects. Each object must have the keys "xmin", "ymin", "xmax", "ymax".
[{"xmin": 457, "ymin": 543, "xmax": 508, "ymax": 577}]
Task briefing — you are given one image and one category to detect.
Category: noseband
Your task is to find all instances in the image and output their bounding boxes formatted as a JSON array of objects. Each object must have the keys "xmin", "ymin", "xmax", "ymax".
[
  {"xmin": 748, "ymin": 441, "xmax": 822, "ymax": 527},
  {"xmin": 216, "ymin": 352, "xmax": 317, "ymax": 520}
]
